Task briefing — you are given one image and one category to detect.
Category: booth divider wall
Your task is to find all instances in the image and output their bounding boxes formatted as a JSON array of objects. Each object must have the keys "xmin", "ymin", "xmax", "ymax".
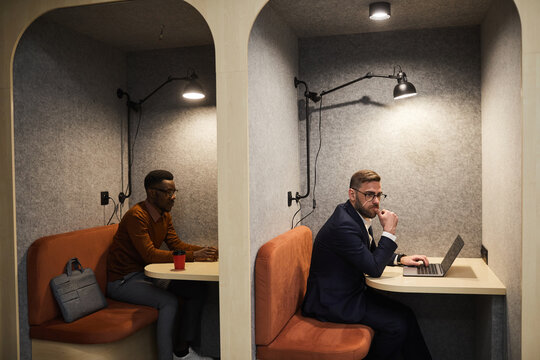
[
  {"xmin": 481, "ymin": 0, "xmax": 522, "ymax": 358},
  {"xmin": 248, "ymin": 4, "xmax": 301, "ymax": 355}
]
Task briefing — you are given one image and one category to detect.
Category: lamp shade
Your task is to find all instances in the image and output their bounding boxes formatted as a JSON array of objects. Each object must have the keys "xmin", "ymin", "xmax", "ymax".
[
  {"xmin": 182, "ymin": 79, "xmax": 205, "ymax": 99},
  {"xmin": 369, "ymin": 2, "xmax": 391, "ymax": 20},
  {"xmin": 393, "ymin": 80, "xmax": 417, "ymax": 100}
]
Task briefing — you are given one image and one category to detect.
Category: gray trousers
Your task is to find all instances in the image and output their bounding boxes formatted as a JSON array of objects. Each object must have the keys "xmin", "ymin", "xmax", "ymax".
[{"xmin": 107, "ymin": 272, "xmax": 207, "ymax": 360}]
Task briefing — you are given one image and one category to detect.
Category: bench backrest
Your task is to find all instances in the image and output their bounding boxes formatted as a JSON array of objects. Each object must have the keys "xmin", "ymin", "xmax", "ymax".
[
  {"xmin": 27, "ymin": 224, "xmax": 118, "ymax": 326},
  {"xmin": 255, "ymin": 226, "xmax": 312, "ymax": 346}
]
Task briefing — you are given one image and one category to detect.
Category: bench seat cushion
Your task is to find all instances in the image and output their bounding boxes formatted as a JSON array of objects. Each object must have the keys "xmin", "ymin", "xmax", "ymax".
[
  {"xmin": 255, "ymin": 226, "xmax": 313, "ymax": 345},
  {"xmin": 29, "ymin": 299, "xmax": 158, "ymax": 344},
  {"xmin": 257, "ymin": 310, "xmax": 374, "ymax": 360},
  {"xmin": 27, "ymin": 225, "xmax": 119, "ymax": 326}
]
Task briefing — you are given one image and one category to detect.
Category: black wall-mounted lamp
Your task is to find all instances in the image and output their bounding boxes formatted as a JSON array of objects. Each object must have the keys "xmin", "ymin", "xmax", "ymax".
[
  {"xmin": 288, "ymin": 66, "xmax": 417, "ymax": 206},
  {"xmin": 118, "ymin": 69, "xmax": 205, "ymax": 111},
  {"xmin": 116, "ymin": 69, "xmax": 205, "ymax": 204},
  {"xmin": 369, "ymin": 2, "xmax": 391, "ymax": 20},
  {"xmin": 302, "ymin": 66, "xmax": 416, "ymax": 103}
]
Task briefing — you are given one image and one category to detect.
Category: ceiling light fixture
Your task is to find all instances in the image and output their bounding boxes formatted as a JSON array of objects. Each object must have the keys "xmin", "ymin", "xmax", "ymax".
[{"xmin": 369, "ymin": 2, "xmax": 391, "ymax": 21}]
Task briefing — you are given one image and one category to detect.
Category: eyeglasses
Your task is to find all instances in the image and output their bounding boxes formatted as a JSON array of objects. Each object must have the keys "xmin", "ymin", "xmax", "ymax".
[
  {"xmin": 151, "ymin": 188, "xmax": 178, "ymax": 198},
  {"xmin": 351, "ymin": 188, "xmax": 387, "ymax": 202}
]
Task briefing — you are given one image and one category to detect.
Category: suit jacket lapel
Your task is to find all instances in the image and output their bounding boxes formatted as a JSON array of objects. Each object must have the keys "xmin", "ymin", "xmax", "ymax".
[{"xmin": 344, "ymin": 201, "xmax": 371, "ymax": 248}]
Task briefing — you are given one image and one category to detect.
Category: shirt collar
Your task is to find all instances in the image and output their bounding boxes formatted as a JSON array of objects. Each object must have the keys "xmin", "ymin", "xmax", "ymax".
[
  {"xmin": 356, "ymin": 209, "xmax": 372, "ymax": 231},
  {"xmin": 144, "ymin": 200, "xmax": 162, "ymax": 222}
]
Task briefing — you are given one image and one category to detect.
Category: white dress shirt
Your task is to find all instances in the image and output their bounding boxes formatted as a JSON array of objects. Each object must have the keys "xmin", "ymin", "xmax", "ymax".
[{"xmin": 357, "ymin": 212, "xmax": 399, "ymax": 265}]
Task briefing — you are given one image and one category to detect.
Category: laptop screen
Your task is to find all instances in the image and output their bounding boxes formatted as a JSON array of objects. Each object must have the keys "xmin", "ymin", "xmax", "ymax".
[{"xmin": 441, "ymin": 235, "xmax": 465, "ymax": 273}]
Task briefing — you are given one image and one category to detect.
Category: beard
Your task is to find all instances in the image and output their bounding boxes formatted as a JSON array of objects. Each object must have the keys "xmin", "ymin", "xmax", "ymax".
[
  {"xmin": 352, "ymin": 198, "xmax": 379, "ymax": 219},
  {"xmin": 158, "ymin": 199, "xmax": 174, "ymax": 213}
]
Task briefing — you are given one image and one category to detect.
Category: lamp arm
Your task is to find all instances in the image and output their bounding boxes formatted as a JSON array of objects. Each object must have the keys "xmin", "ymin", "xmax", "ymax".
[
  {"xmin": 368, "ymin": 73, "xmax": 399, "ymax": 80},
  {"xmin": 138, "ymin": 75, "xmax": 190, "ymax": 106},
  {"xmin": 318, "ymin": 72, "xmax": 401, "ymax": 98},
  {"xmin": 319, "ymin": 72, "xmax": 373, "ymax": 97}
]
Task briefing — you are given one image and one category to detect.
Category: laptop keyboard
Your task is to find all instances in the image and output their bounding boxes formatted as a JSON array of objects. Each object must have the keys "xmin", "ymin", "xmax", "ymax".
[{"xmin": 417, "ymin": 263, "xmax": 440, "ymax": 275}]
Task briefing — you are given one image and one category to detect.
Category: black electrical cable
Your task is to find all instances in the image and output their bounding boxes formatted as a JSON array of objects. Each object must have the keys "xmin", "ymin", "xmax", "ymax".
[
  {"xmin": 114, "ymin": 199, "xmax": 121, "ymax": 223},
  {"xmin": 290, "ymin": 201, "xmax": 302, "ymax": 229},
  {"xmin": 118, "ymin": 201, "xmax": 124, "ymax": 220},
  {"xmin": 120, "ymin": 105, "xmax": 125, "ymax": 202},
  {"xmin": 130, "ymin": 106, "xmax": 143, "ymax": 171},
  {"xmin": 294, "ymin": 207, "xmax": 312, "ymax": 228},
  {"xmin": 312, "ymin": 97, "xmax": 323, "ymax": 209},
  {"xmin": 122, "ymin": 105, "xmax": 143, "ymax": 200},
  {"xmin": 106, "ymin": 196, "xmax": 119, "ymax": 225},
  {"xmin": 119, "ymin": 96, "xmax": 128, "ymax": 217},
  {"xmin": 291, "ymin": 96, "xmax": 324, "ymax": 228}
]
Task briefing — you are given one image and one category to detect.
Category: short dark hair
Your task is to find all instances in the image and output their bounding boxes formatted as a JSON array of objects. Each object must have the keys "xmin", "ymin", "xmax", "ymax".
[
  {"xmin": 350, "ymin": 169, "xmax": 381, "ymax": 189},
  {"xmin": 144, "ymin": 170, "xmax": 174, "ymax": 190}
]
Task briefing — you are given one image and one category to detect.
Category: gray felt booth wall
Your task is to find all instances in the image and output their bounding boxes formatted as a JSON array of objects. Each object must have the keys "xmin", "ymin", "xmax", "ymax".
[
  {"xmin": 14, "ymin": 19, "xmax": 126, "ymax": 359},
  {"xmin": 297, "ymin": 26, "xmax": 482, "ymax": 259}
]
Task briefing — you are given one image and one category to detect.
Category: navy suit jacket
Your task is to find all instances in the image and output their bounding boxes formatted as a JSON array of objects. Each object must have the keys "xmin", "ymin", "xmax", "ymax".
[{"xmin": 302, "ymin": 200, "xmax": 398, "ymax": 323}]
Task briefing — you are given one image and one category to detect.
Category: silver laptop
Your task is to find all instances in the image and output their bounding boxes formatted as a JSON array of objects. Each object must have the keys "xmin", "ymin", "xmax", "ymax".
[{"xmin": 403, "ymin": 235, "xmax": 464, "ymax": 277}]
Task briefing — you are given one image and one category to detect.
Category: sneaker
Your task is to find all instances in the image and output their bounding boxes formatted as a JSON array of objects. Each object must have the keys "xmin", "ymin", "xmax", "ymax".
[{"xmin": 173, "ymin": 347, "xmax": 213, "ymax": 360}]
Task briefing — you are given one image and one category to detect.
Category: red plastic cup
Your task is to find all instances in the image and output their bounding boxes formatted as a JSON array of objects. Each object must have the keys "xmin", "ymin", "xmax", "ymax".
[{"xmin": 173, "ymin": 250, "xmax": 186, "ymax": 270}]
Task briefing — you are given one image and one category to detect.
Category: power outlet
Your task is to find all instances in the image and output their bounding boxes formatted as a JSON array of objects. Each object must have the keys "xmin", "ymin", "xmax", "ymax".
[
  {"xmin": 101, "ymin": 191, "xmax": 109, "ymax": 206},
  {"xmin": 481, "ymin": 245, "xmax": 488, "ymax": 264}
]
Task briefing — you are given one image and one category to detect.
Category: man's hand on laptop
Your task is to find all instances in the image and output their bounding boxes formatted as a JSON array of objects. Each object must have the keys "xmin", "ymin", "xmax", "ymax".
[{"xmin": 400, "ymin": 255, "xmax": 429, "ymax": 267}]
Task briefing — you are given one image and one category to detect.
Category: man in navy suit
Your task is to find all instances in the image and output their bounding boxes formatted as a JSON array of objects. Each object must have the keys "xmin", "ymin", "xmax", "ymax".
[{"xmin": 302, "ymin": 169, "xmax": 432, "ymax": 359}]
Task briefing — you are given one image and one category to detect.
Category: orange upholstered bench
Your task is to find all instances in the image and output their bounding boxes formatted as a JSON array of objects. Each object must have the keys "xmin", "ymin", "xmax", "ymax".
[
  {"xmin": 255, "ymin": 226, "xmax": 374, "ymax": 360},
  {"xmin": 27, "ymin": 224, "xmax": 159, "ymax": 360}
]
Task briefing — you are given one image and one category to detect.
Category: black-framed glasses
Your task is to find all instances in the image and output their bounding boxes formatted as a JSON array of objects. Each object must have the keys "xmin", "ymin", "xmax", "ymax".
[
  {"xmin": 151, "ymin": 188, "xmax": 178, "ymax": 198},
  {"xmin": 351, "ymin": 188, "xmax": 387, "ymax": 202}
]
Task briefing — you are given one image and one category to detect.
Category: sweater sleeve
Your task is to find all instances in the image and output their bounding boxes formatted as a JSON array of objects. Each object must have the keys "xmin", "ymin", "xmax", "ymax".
[
  {"xmin": 163, "ymin": 214, "xmax": 203, "ymax": 262},
  {"xmin": 125, "ymin": 210, "xmax": 175, "ymax": 264}
]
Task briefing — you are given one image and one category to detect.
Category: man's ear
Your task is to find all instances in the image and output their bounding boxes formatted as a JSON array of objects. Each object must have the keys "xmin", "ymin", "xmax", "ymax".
[{"xmin": 348, "ymin": 188, "xmax": 356, "ymax": 202}]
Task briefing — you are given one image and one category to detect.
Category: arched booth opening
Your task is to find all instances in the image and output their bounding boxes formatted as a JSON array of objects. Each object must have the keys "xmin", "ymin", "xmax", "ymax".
[
  {"xmin": 248, "ymin": 0, "xmax": 521, "ymax": 359},
  {"xmin": 13, "ymin": 0, "xmax": 218, "ymax": 359}
]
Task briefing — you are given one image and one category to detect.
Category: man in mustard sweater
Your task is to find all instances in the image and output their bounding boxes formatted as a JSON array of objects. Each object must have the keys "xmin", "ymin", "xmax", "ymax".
[{"xmin": 107, "ymin": 170, "xmax": 218, "ymax": 360}]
